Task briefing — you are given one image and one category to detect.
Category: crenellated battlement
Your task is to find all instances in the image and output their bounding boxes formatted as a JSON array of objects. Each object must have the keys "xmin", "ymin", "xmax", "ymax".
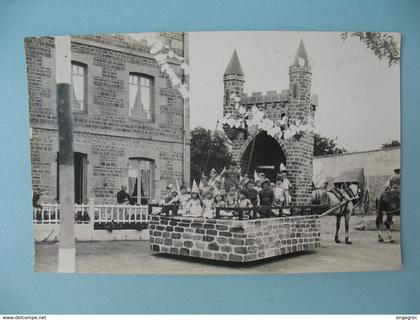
[{"xmin": 240, "ymin": 89, "xmax": 290, "ymax": 105}]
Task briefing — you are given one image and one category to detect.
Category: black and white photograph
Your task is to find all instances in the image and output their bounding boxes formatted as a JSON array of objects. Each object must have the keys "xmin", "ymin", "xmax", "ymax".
[{"xmin": 26, "ymin": 31, "xmax": 401, "ymax": 274}]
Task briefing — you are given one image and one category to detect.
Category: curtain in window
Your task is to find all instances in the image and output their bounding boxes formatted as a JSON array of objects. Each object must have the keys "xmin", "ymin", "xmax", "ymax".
[
  {"xmin": 141, "ymin": 169, "xmax": 150, "ymax": 199},
  {"xmin": 129, "ymin": 82, "xmax": 140, "ymax": 117},
  {"xmin": 72, "ymin": 64, "xmax": 85, "ymax": 111},
  {"xmin": 128, "ymin": 177, "xmax": 137, "ymax": 197},
  {"xmin": 140, "ymin": 84, "xmax": 150, "ymax": 118}
]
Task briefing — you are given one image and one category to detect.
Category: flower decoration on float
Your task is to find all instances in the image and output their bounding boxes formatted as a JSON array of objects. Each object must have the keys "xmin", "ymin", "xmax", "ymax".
[{"xmin": 220, "ymin": 93, "xmax": 312, "ymax": 141}]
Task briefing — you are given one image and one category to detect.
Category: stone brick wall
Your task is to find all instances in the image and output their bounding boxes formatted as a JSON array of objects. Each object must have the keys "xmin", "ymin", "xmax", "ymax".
[
  {"xmin": 149, "ymin": 216, "xmax": 321, "ymax": 262},
  {"xmin": 25, "ymin": 33, "xmax": 190, "ymax": 203}
]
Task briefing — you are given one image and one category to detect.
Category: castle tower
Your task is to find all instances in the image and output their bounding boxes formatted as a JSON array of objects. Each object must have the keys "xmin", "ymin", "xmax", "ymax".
[
  {"xmin": 286, "ymin": 39, "xmax": 316, "ymax": 204},
  {"xmin": 289, "ymin": 39, "xmax": 312, "ymax": 102},
  {"xmin": 223, "ymin": 49, "xmax": 245, "ymax": 116},
  {"xmin": 222, "ymin": 40, "xmax": 317, "ymax": 205}
]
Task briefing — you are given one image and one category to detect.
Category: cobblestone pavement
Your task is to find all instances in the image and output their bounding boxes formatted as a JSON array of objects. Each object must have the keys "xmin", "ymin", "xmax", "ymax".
[{"xmin": 34, "ymin": 216, "xmax": 401, "ymax": 274}]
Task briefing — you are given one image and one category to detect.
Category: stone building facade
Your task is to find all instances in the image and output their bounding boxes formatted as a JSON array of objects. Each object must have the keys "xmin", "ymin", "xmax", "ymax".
[
  {"xmin": 25, "ymin": 33, "xmax": 190, "ymax": 204},
  {"xmin": 223, "ymin": 40, "xmax": 318, "ymax": 205}
]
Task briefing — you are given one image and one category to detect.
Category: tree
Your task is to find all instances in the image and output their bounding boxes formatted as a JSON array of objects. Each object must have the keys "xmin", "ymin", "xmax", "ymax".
[
  {"xmin": 341, "ymin": 32, "xmax": 400, "ymax": 67},
  {"xmin": 190, "ymin": 127, "xmax": 233, "ymax": 184},
  {"xmin": 382, "ymin": 140, "xmax": 400, "ymax": 149},
  {"xmin": 313, "ymin": 133, "xmax": 347, "ymax": 156}
]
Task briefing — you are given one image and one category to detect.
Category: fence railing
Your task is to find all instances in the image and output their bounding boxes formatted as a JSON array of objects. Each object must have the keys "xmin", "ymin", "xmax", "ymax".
[
  {"xmin": 147, "ymin": 204, "xmax": 328, "ymax": 221},
  {"xmin": 95, "ymin": 205, "xmax": 148, "ymax": 224},
  {"xmin": 34, "ymin": 203, "xmax": 327, "ymax": 224},
  {"xmin": 33, "ymin": 202, "xmax": 149, "ymax": 224}
]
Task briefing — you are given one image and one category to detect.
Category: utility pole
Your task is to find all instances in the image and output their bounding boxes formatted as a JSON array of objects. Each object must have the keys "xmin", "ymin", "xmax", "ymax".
[{"xmin": 55, "ymin": 36, "xmax": 75, "ymax": 273}]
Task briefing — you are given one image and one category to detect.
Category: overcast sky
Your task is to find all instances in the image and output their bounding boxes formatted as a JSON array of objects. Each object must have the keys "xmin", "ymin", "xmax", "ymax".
[{"xmin": 188, "ymin": 31, "xmax": 400, "ymax": 152}]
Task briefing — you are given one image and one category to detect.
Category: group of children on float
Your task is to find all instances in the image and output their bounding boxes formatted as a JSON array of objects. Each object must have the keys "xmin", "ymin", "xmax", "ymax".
[{"xmin": 158, "ymin": 161, "xmax": 292, "ymax": 219}]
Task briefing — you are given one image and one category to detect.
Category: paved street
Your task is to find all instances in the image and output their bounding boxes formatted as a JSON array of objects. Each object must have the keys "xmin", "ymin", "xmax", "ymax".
[{"xmin": 35, "ymin": 216, "xmax": 401, "ymax": 274}]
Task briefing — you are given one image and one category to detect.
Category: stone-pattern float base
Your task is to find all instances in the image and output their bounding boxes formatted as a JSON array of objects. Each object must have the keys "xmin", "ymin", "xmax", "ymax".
[{"xmin": 149, "ymin": 215, "xmax": 321, "ymax": 262}]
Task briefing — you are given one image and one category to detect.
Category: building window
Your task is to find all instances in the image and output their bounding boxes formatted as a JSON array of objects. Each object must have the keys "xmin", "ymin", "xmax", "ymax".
[
  {"xmin": 128, "ymin": 158, "xmax": 153, "ymax": 205},
  {"xmin": 129, "ymin": 73, "xmax": 153, "ymax": 119},
  {"xmin": 56, "ymin": 152, "xmax": 87, "ymax": 204},
  {"xmin": 71, "ymin": 62, "xmax": 87, "ymax": 111},
  {"xmin": 292, "ymin": 82, "xmax": 300, "ymax": 99}
]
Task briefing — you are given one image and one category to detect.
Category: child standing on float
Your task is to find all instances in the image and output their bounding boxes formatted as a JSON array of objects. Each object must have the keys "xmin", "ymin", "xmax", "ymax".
[
  {"xmin": 238, "ymin": 189, "xmax": 253, "ymax": 219},
  {"xmin": 258, "ymin": 180, "xmax": 275, "ymax": 217},
  {"xmin": 183, "ymin": 180, "xmax": 204, "ymax": 217},
  {"xmin": 208, "ymin": 168, "xmax": 219, "ymax": 189},
  {"xmin": 178, "ymin": 184, "xmax": 191, "ymax": 215},
  {"xmin": 202, "ymin": 190, "xmax": 214, "ymax": 219},
  {"xmin": 213, "ymin": 177, "xmax": 226, "ymax": 198}
]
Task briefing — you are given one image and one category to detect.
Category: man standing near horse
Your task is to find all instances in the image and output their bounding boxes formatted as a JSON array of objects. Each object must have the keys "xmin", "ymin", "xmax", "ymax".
[
  {"xmin": 376, "ymin": 168, "xmax": 401, "ymax": 243},
  {"xmin": 384, "ymin": 168, "xmax": 401, "ymax": 194}
]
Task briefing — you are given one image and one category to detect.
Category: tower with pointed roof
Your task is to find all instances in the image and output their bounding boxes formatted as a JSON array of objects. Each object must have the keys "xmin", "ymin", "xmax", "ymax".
[
  {"xmin": 223, "ymin": 49, "xmax": 245, "ymax": 117},
  {"xmin": 221, "ymin": 40, "xmax": 318, "ymax": 205},
  {"xmin": 289, "ymin": 39, "xmax": 312, "ymax": 102}
]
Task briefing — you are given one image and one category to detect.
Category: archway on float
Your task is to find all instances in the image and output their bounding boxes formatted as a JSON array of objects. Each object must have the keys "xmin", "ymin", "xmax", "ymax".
[{"xmin": 240, "ymin": 131, "xmax": 286, "ymax": 182}]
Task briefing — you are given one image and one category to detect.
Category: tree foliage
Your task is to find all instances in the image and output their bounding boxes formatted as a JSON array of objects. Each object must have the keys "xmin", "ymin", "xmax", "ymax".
[
  {"xmin": 341, "ymin": 32, "xmax": 400, "ymax": 67},
  {"xmin": 382, "ymin": 140, "xmax": 400, "ymax": 149},
  {"xmin": 190, "ymin": 127, "xmax": 233, "ymax": 184},
  {"xmin": 313, "ymin": 133, "xmax": 347, "ymax": 156}
]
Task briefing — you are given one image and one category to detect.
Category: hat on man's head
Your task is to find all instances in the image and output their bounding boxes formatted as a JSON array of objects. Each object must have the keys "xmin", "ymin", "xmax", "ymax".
[{"xmin": 394, "ymin": 168, "xmax": 401, "ymax": 173}]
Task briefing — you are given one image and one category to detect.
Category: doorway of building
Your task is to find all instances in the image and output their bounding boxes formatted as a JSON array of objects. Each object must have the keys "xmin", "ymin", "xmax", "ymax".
[
  {"xmin": 56, "ymin": 152, "xmax": 87, "ymax": 204},
  {"xmin": 241, "ymin": 131, "xmax": 286, "ymax": 182}
]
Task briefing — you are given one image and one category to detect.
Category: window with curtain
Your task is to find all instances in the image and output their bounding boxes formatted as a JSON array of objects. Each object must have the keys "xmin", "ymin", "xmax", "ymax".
[
  {"xmin": 129, "ymin": 73, "xmax": 153, "ymax": 119},
  {"xmin": 128, "ymin": 158, "xmax": 153, "ymax": 205},
  {"xmin": 71, "ymin": 62, "xmax": 87, "ymax": 111}
]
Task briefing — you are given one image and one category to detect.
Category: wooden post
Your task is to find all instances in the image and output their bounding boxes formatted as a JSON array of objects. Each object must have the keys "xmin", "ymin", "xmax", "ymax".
[
  {"xmin": 215, "ymin": 207, "xmax": 220, "ymax": 219},
  {"xmin": 239, "ymin": 209, "xmax": 243, "ymax": 220},
  {"xmin": 55, "ymin": 36, "xmax": 76, "ymax": 273}
]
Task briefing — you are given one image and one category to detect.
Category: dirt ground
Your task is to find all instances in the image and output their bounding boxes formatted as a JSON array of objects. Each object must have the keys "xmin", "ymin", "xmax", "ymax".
[{"xmin": 34, "ymin": 215, "xmax": 402, "ymax": 274}]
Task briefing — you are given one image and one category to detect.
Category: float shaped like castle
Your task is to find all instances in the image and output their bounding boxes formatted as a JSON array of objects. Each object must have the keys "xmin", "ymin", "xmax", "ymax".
[{"xmin": 222, "ymin": 40, "xmax": 319, "ymax": 205}]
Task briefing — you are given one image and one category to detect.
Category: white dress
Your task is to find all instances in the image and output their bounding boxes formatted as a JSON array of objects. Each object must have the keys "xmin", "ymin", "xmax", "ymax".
[
  {"xmin": 202, "ymin": 198, "xmax": 214, "ymax": 219},
  {"xmin": 184, "ymin": 198, "xmax": 203, "ymax": 217}
]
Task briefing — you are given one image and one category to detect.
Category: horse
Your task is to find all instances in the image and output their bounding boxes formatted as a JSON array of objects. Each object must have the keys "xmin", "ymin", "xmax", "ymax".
[
  {"xmin": 311, "ymin": 185, "xmax": 355, "ymax": 244},
  {"xmin": 376, "ymin": 189, "xmax": 400, "ymax": 243}
]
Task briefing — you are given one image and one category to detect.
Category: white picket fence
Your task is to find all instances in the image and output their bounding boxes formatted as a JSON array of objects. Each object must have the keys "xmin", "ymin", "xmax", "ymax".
[{"xmin": 33, "ymin": 202, "xmax": 149, "ymax": 224}]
